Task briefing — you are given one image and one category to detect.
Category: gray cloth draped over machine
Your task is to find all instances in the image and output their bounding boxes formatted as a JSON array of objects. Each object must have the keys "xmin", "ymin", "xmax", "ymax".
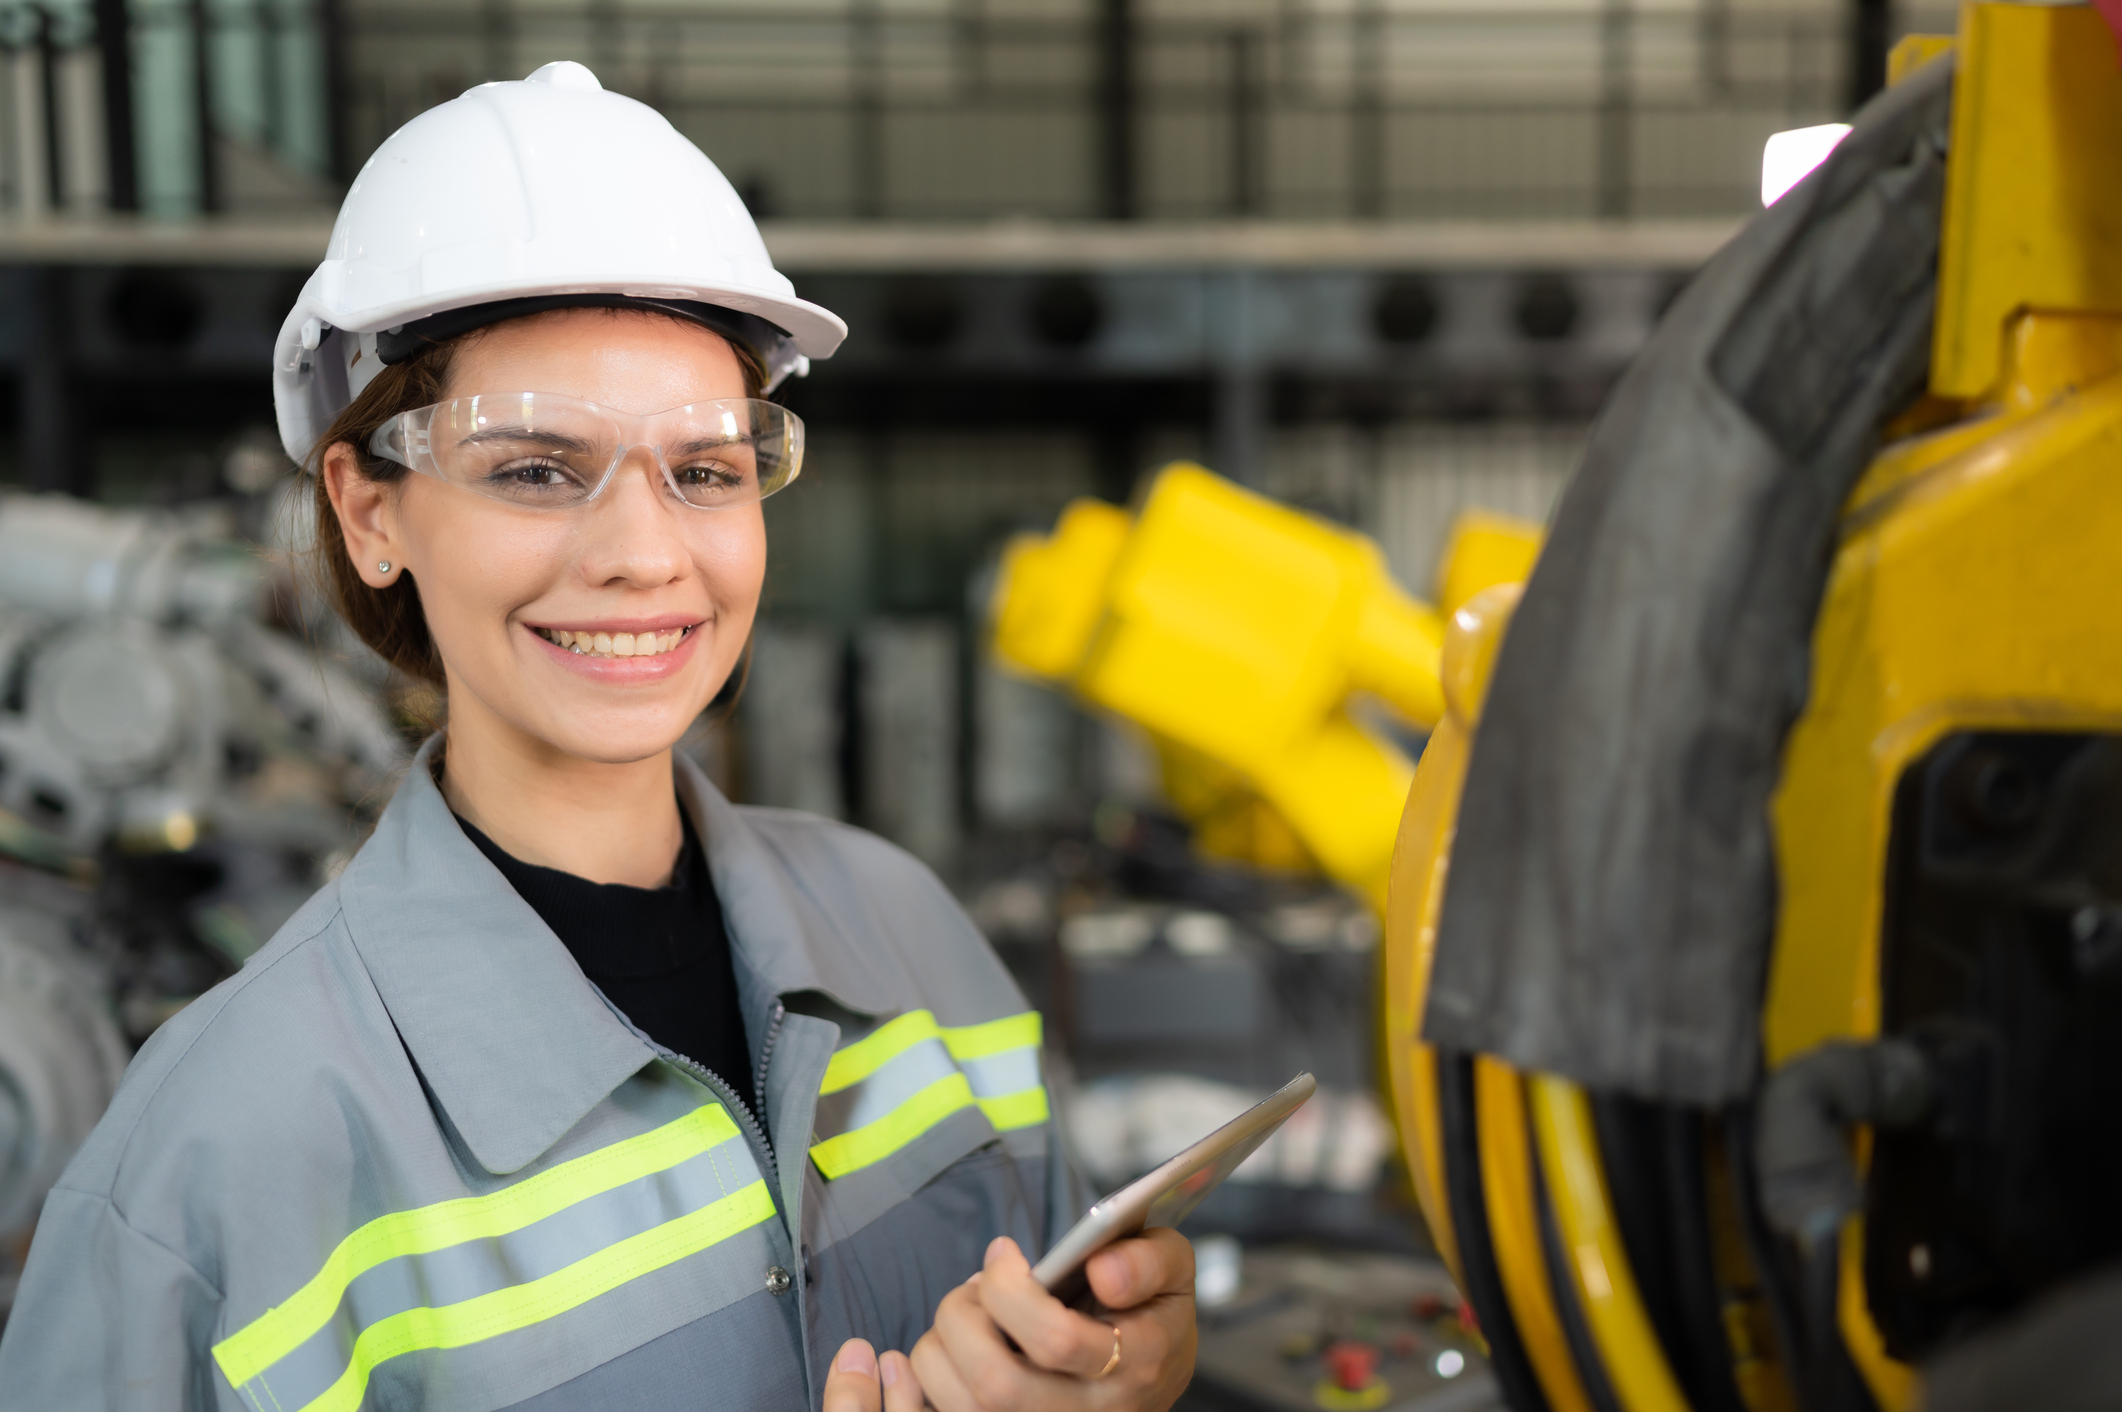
[{"xmin": 1420, "ymin": 58, "xmax": 1954, "ymax": 1105}]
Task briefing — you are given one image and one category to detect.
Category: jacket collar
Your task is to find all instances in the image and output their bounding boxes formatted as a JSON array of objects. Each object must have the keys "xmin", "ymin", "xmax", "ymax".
[
  {"xmin": 338, "ymin": 738, "xmax": 887, "ymax": 1176},
  {"xmin": 675, "ymin": 751, "xmax": 889, "ymax": 1026},
  {"xmin": 338, "ymin": 738, "xmax": 653, "ymax": 1174}
]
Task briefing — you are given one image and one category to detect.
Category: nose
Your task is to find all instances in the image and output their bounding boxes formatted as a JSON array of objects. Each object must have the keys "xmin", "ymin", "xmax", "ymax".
[{"xmin": 574, "ymin": 445, "xmax": 690, "ymax": 589}]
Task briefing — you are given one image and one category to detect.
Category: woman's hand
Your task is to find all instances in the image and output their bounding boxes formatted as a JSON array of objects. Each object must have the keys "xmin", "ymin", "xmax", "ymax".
[
  {"xmin": 910, "ymin": 1229, "xmax": 1198, "ymax": 1411},
  {"xmin": 822, "ymin": 1338, "xmax": 926, "ymax": 1412}
]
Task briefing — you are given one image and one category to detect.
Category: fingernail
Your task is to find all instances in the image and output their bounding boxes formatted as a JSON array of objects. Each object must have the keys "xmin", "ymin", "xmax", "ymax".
[
  {"xmin": 836, "ymin": 1342, "xmax": 877, "ymax": 1377},
  {"xmin": 880, "ymin": 1355, "xmax": 901, "ymax": 1389}
]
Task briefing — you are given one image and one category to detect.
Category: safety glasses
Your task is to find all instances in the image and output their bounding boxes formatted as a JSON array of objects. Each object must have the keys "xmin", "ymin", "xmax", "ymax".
[{"xmin": 368, "ymin": 393, "xmax": 803, "ymax": 511}]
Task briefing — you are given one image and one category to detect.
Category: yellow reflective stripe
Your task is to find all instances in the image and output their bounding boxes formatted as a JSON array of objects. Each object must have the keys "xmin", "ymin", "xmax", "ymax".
[
  {"xmin": 941, "ymin": 1011, "xmax": 1042, "ymax": 1062},
  {"xmin": 809, "ymin": 1073, "xmax": 976, "ymax": 1179},
  {"xmin": 297, "ymin": 1180, "xmax": 776, "ymax": 1412},
  {"xmin": 212, "ymin": 1104, "xmax": 739, "ymax": 1389},
  {"xmin": 977, "ymin": 1087, "xmax": 1050, "ymax": 1132},
  {"xmin": 821, "ymin": 1010, "xmax": 942, "ymax": 1094}
]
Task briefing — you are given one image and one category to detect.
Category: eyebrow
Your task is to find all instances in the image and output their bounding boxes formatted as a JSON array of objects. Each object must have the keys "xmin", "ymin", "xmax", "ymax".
[
  {"xmin": 668, "ymin": 435, "xmax": 757, "ymax": 457},
  {"xmin": 457, "ymin": 426, "xmax": 596, "ymax": 453}
]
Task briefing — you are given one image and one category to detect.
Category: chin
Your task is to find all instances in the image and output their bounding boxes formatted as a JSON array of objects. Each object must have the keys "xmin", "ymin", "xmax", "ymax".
[{"xmin": 546, "ymin": 715, "xmax": 701, "ymax": 766}]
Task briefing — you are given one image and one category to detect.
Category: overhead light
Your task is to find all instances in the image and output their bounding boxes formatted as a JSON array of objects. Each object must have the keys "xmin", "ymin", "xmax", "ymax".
[{"xmin": 1761, "ymin": 123, "xmax": 1852, "ymax": 206}]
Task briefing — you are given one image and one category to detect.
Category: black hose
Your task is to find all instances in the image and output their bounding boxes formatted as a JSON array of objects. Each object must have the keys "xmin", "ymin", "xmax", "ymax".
[
  {"xmin": 1525, "ymin": 1117, "xmax": 1627, "ymax": 1412},
  {"xmin": 1655, "ymin": 1106, "xmax": 1754, "ymax": 1412},
  {"xmin": 1726, "ymin": 1100, "xmax": 1817, "ymax": 1399},
  {"xmin": 1436, "ymin": 1051, "xmax": 1559, "ymax": 1412},
  {"xmin": 1589, "ymin": 1095, "xmax": 1750, "ymax": 1412}
]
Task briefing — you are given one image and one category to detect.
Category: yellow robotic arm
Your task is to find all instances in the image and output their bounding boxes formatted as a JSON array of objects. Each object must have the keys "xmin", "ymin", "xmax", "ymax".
[{"xmin": 991, "ymin": 461, "xmax": 1538, "ymax": 913}]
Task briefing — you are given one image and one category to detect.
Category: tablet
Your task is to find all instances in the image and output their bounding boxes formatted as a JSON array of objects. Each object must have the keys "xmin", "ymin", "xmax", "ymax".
[{"xmin": 1032, "ymin": 1072, "xmax": 1317, "ymax": 1306}]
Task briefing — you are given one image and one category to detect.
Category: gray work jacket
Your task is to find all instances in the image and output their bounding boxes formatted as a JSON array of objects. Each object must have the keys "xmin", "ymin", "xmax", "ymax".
[{"xmin": 0, "ymin": 740, "xmax": 1082, "ymax": 1412}]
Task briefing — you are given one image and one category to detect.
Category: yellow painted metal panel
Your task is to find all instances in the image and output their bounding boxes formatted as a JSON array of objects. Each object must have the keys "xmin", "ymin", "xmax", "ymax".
[
  {"xmin": 1381, "ymin": 711, "xmax": 1470, "ymax": 1286},
  {"xmin": 1841, "ymin": 1215, "xmax": 1917, "ymax": 1411},
  {"xmin": 1932, "ymin": 3, "xmax": 2122, "ymax": 398},
  {"xmin": 1433, "ymin": 510, "xmax": 1544, "ymax": 620},
  {"xmin": 1886, "ymin": 34, "xmax": 1953, "ymax": 88},
  {"xmin": 1765, "ymin": 365, "xmax": 2122, "ymax": 1066},
  {"xmin": 1767, "ymin": 301, "xmax": 2122, "ymax": 1412}
]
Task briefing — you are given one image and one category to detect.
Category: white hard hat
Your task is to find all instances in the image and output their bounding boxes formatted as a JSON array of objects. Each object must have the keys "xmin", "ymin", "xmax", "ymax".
[{"xmin": 272, "ymin": 60, "xmax": 846, "ymax": 466}]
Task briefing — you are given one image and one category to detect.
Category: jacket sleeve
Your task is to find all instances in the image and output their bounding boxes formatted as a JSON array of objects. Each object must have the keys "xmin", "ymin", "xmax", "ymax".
[
  {"xmin": 0, "ymin": 1187, "xmax": 235, "ymax": 1412},
  {"xmin": 1042, "ymin": 1086, "xmax": 1096, "ymax": 1254}
]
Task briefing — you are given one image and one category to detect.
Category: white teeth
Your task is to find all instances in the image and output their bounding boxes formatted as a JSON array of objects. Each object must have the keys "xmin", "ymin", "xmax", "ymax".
[{"xmin": 538, "ymin": 626, "xmax": 690, "ymax": 659}]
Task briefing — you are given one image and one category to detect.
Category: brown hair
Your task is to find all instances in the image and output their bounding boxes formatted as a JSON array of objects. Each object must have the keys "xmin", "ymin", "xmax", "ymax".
[{"xmin": 309, "ymin": 311, "xmax": 767, "ymax": 689}]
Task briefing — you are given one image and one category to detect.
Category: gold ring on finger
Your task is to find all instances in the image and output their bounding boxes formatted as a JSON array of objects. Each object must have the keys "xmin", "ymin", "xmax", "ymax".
[{"xmin": 1095, "ymin": 1325, "xmax": 1122, "ymax": 1380}]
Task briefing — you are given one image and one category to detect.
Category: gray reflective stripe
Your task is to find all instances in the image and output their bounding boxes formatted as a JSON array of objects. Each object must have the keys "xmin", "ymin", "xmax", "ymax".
[
  {"xmin": 253, "ymin": 1131, "xmax": 763, "ymax": 1411},
  {"xmin": 958, "ymin": 1048, "xmax": 1039, "ymax": 1100},
  {"xmin": 815, "ymin": 1039, "xmax": 959, "ymax": 1137}
]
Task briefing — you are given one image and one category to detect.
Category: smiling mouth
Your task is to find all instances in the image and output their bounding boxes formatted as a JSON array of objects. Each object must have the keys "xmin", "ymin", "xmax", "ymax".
[{"xmin": 532, "ymin": 625, "xmax": 695, "ymax": 659}]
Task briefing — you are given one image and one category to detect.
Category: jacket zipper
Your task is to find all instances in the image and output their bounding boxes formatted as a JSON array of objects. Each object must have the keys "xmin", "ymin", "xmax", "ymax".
[
  {"xmin": 755, "ymin": 1001, "xmax": 786, "ymax": 1112},
  {"xmin": 580, "ymin": 981, "xmax": 786, "ymax": 1212},
  {"xmin": 661, "ymin": 1046, "xmax": 779, "ymax": 1196}
]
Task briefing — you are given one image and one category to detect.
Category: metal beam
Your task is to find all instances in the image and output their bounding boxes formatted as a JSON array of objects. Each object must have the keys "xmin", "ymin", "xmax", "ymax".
[
  {"xmin": 19, "ymin": 267, "xmax": 85, "ymax": 496},
  {"xmin": 1228, "ymin": 28, "xmax": 1261, "ymax": 219},
  {"xmin": 36, "ymin": 10, "xmax": 63, "ymax": 210},
  {"xmin": 1096, "ymin": 0, "xmax": 1136, "ymax": 221},
  {"xmin": 319, "ymin": 0, "xmax": 350, "ymax": 186},
  {"xmin": 1350, "ymin": 0, "xmax": 1385, "ymax": 219},
  {"xmin": 1849, "ymin": 0, "xmax": 1891, "ymax": 111},
  {"xmin": 188, "ymin": 0, "xmax": 221, "ymax": 213},
  {"xmin": 94, "ymin": 0, "xmax": 138, "ymax": 211},
  {"xmin": 852, "ymin": 0, "xmax": 885, "ymax": 220},
  {"xmin": 0, "ymin": 216, "xmax": 1746, "ymax": 271},
  {"xmin": 1597, "ymin": 0, "xmax": 1633, "ymax": 220}
]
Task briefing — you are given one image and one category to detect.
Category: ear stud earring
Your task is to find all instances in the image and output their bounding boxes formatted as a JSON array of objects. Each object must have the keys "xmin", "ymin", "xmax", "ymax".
[{"xmin": 377, "ymin": 561, "xmax": 392, "ymax": 574}]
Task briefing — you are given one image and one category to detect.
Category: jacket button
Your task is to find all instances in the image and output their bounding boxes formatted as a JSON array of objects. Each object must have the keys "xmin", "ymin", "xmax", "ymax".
[{"xmin": 766, "ymin": 1265, "xmax": 793, "ymax": 1296}]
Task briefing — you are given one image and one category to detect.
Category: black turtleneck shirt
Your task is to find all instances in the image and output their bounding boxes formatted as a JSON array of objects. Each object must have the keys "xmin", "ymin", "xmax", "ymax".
[{"xmin": 456, "ymin": 812, "xmax": 758, "ymax": 1118}]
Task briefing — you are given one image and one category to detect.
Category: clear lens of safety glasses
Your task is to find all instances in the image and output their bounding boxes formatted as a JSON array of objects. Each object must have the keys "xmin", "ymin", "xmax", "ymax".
[{"xmin": 368, "ymin": 393, "xmax": 804, "ymax": 511}]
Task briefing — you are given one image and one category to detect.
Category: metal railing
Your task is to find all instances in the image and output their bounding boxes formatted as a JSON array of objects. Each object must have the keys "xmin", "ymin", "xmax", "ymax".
[
  {"xmin": 2, "ymin": 0, "xmax": 1958, "ymax": 223},
  {"xmin": 339, "ymin": 1, "xmax": 1947, "ymax": 223},
  {"xmin": 0, "ymin": 0, "xmax": 335, "ymax": 218}
]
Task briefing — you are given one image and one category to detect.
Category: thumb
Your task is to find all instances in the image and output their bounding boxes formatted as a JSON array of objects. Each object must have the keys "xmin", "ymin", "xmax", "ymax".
[{"xmin": 822, "ymin": 1338, "xmax": 882, "ymax": 1412}]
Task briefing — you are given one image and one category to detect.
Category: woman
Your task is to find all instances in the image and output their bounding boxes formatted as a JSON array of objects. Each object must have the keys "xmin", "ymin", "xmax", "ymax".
[{"xmin": 0, "ymin": 63, "xmax": 1196, "ymax": 1412}]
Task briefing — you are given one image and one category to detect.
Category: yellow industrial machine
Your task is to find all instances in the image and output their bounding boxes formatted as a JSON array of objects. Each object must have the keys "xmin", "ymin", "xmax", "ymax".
[
  {"xmin": 995, "ymin": 9, "xmax": 2122, "ymax": 1412},
  {"xmin": 1385, "ymin": 11, "xmax": 2122, "ymax": 1412},
  {"xmin": 992, "ymin": 462, "xmax": 1538, "ymax": 913}
]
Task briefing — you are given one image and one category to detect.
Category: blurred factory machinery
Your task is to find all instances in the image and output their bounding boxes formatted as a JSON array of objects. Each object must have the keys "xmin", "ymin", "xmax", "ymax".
[
  {"xmin": 0, "ymin": 487, "xmax": 403, "ymax": 1323},
  {"xmin": 989, "ymin": 14, "xmax": 2122, "ymax": 1412}
]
